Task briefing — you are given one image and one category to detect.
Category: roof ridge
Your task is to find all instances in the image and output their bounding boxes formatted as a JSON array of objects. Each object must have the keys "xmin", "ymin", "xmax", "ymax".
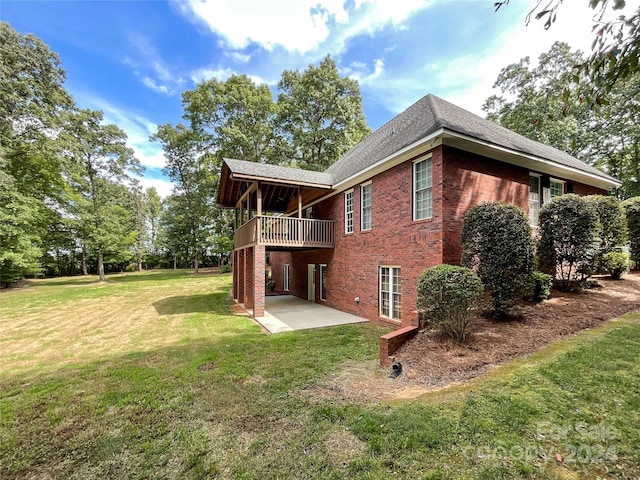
[{"xmin": 426, "ymin": 93, "xmax": 445, "ymax": 128}]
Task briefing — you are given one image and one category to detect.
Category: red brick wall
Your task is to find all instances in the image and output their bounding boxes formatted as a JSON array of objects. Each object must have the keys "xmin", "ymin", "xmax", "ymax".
[
  {"xmin": 269, "ymin": 145, "xmax": 609, "ymax": 328},
  {"xmin": 570, "ymin": 182, "xmax": 607, "ymax": 196},
  {"xmin": 272, "ymin": 147, "xmax": 444, "ymax": 328},
  {"xmin": 442, "ymin": 146, "xmax": 530, "ymax": 264}
]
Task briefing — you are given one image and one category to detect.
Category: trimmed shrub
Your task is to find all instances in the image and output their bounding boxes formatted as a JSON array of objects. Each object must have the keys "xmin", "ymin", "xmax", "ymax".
[
  {"xmin": 416, "ymin": 264, "xmax": 483, "ymax": 343},
  {"xmin": 524, "ymin": 271, "xmax": 553, "ymax": 302},
  {"xmin": 461, "ymin": 202, "xmax": 534, "ymax": 315},
  {"xmin": 622, "ymin": 196, "xmax": 640, "ymax": 268},
  {"xmin": 537, "ymin": 194, "xmax": 599, "ymax": 290},
  {"xmin": 602, "ymin": 251, "xmax": 630, "ymax": 280},
  {"xmin": 586, "ymin": 195, "xmax": 627, "ymax": 273}
]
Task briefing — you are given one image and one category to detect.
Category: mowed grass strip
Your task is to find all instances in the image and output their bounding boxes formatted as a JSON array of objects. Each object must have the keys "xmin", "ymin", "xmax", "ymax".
[
  {"xmin": 1, "ymin": 270, "xmax": 639, "ymax": 479},
  {"xmin": 0, "ymin": 271, "xmax": 248, "ymax": 378}
]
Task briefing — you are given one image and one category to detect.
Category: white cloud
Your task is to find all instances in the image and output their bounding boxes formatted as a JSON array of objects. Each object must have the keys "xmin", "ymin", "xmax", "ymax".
[
  {"xmin": 363, "ymin": 2, "xmax": 637, "ymax": 118},
  {"xmin": 77, "ymin": 94, "xmax": 167, "ymax": 170},
  {"xmin": 190, "ymin": 66, "xmax": 236, "ymax": 84},
  {"xmin": 178, "ymin": 0, "xmax": 434, "ymax": 55},
  {"xmin": 190, "ymin": 66, "xmax": 273, "ymax": 86},
  {"xmin": 142, "ymin": 77, "xmax": 171, "ymax": 95},
  {"xmin": 125, "ymin": 34, "xmax": 185, "ymax": 95},
  {"xmin": 226, "ymin": 51, "xmax": 253, "ymax": 63},
  {"xmin": 136, "ymin": 176, "xmax": 175, "ymax": 198},
  {"xmin": 347, "ymin": 58, "xmax": 385, "ymax": 86}
]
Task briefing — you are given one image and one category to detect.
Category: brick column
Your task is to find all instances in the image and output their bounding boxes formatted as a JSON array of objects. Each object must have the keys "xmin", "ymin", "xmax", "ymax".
[
  {"xmin": 252, "ymin": 244, "xmax": 266, "ymax": 317},
  {"xmin": 237, "ymin": 249, "xmax": 245, "ymax": 306},
  {"xmin": 245, "ymin": 247, "xmax": 254, "ymax": 309},
  {"xmin": 232, "ymin": 250, "xmax": 238, "ymax": 300}
]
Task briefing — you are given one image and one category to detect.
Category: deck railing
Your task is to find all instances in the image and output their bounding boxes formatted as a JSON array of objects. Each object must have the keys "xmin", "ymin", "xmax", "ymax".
[{"xmin": 234, "ymin": 216, "xmax": 335, "ymax": 249}]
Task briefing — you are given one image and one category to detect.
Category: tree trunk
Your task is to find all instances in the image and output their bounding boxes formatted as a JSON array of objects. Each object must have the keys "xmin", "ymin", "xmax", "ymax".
[
  {"xmin": 173, "ymin": 254, "xmax": 177, "ymax": 270},
  {"xmin": 81, "ymin": 246, "xmax": 88, "ymax": 276},
  {"xmin": 194, "ymin": 251, "xmax": 199, "ymax": 274},
  {"xmin": 137, "ymin": 252, "xmax": 143, "ymax": 272},
  {"xmin": 98, "ymin": 245, "xmax": 106, "ymax": 282}
]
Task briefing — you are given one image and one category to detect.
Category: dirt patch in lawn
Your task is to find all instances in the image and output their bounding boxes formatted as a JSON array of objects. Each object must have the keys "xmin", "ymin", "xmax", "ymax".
[{"xmin": 320, "ymin": 273, "xmax": 640, "ymax": 402}]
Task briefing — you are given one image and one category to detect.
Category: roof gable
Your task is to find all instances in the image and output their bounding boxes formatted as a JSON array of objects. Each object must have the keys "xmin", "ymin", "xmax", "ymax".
[{"xmin": 326, "ymin": 94, "xmax": 619, "ymax": 188}]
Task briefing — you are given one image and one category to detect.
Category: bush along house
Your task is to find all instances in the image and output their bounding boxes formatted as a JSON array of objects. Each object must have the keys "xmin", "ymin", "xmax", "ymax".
[{"xmin": 217, "ymin": 93, "xmax": 620, "ymax": 328}]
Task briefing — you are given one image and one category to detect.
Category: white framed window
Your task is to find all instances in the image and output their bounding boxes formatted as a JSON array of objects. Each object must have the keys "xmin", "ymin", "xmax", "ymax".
[
  {"xmin": 550, "ymin": 179, "xmax": 565, "ymax": 199},
  {"xmin": 379, "ymin": 266, "xmax": 401, "ymax": 320},
  {"xmin": 529, "ymin": 174, "xmax": 541, "ymax": 226},
  {"xmin": 319, "ymin": 264, "xmax": 327, "ymax": 301},
  {"xmin": 413, "ymin": 156, "xmax": 433, "ymax": 220},
  {"xmin": 361, "ymin": 182, "xmax": 372, "ymax": 231},
  {"xmin": 344, "ymin": 190, "xmax": 354, "ymax": 234},
  {"xmin": 283, "ymin": 264, "xmax": 290, "ymax": 291}
]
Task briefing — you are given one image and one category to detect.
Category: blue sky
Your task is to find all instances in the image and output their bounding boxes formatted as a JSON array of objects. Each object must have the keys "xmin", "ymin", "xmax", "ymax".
[{"xmin": 1, "ymin": 0, "xmax": 622, "ymax": 196}]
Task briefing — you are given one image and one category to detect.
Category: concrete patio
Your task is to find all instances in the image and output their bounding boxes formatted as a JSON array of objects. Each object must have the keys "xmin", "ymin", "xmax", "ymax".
[{"xmin": 247, "ymin": 295, "xmax": 368, "ymax": 333}]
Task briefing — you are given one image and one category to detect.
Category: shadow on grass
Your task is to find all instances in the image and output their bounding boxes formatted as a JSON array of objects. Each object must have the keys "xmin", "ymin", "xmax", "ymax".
[
  {"xmin": 153, "ymin": 292, "xmax": 230, "ymax": 315},
  {"xmin": 28, "ymin": 270, "xmax": 204, "ymax": 288}
]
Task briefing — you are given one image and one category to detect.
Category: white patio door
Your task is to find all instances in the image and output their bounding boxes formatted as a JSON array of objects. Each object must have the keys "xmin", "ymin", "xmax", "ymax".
[{"xmin": 307, "ymin": 264, "xmax": 316, "ymax": 302}]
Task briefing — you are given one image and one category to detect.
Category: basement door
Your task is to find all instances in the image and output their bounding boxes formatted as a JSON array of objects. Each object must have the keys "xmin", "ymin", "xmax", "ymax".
[{"xmin": 307, "ymin": 264, "xmax": 316, "ymax": 302}]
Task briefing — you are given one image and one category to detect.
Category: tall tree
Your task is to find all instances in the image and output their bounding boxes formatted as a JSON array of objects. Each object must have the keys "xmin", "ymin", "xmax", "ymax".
[
  {"xmin": 276, "ymin": 55, "xmax": 371, "ymax": 171},
  {"xmin": 483, "ymin": 42, "xmax": 593, "ymax": 158},
  {"xmin": 182, "ymin": 74, "xmax": 279, "ymax": 165},
  {"xmin": 64, "ymin": 109, "xmax": 141, "ymax": 281},
  {"xmin": 495, "ymin": 0, "xmax": 640, "ymax": 103},
  {"xmin": 144, "ymin": 186, "xmax": 163, "ymax": 260},
  {"xmin": 484, "ymin": 42, "xmax": 640, "ymax": 197},
  {"xmin": 151, "ymin": 124, "xmax": 215, "ymax": 273},
  {"xmin": 0, "ymin": 22, "xmax": 74, "ymax": 283}
]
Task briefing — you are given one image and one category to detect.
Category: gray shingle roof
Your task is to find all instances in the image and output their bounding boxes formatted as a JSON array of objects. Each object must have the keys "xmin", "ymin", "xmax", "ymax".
[
  {"xmin": 224, "ymin": 158, "xmax": 333, "ymax": 186},
  {"xmin": 224, "ymin": 94, "xmax": 618, "ymax": 191},
  {"xmin": 326, "ymin": 93, "xmax": 619, "ymax": 186}
]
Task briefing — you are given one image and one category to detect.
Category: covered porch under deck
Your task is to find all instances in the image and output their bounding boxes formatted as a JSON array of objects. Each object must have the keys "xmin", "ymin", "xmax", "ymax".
[
  {"xmin": 246, "ymin": 295, "xmax": 368, "ymax": 333},
  {"xmin": 217, "ymin": 158, "xmax": 336, "ymax": 318}
]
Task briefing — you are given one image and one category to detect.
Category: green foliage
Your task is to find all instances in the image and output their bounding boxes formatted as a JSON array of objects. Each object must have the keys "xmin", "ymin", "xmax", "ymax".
[
  {"xmin": 63, "ymin": 109, "xmax": 141, "ymax": 281},
  {"xmin": 622, "ymin": 196, "xmax": 640, "ymax": 266},
  {"xmin": 537, "ymin": 194, "xmax": 599, "ymax": 289},
  {"xmin": 416, "ymin": 264, "xmax": 483, "ymax": 343},
  {"xmin": 182, "ymin": 74, "xmax": 278, "ymax": 165},
  {"xmin": 484, "ymin": 41, "xmax": 640, "ymax": 199},
  {"xmin": 0, "ymin": 22, "xmax": 74, "ymax": 284},
  {"xmin": 495, "ymin": 1, "xmax": 640, "ymax": 105},
  {"xmin": 461, "ymin": 202, "xmax": 534, "ymax": 315},
  {"xmin": 586, "ymin": 195, "xmax": 628, "ymax": 272},
  {"xmin": 524, "ymin": 271, "xmax": 554, "ymax": 302},
  {"xmin": 276, "ymin": 55, "xmax": 371, "ymax": 171},
  {"xmin": 602, "ymin": 251, "xmax": 630, "ymax": 279}
]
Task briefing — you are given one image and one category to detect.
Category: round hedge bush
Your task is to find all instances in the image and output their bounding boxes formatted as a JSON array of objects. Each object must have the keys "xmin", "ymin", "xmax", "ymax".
[
  {"xmin": 461, "ymin": 202, "xmax": 534, "ymax": 315},
  {"xmin": 416, "ymin": 264, "xmax": 483, "ymax": 343}
]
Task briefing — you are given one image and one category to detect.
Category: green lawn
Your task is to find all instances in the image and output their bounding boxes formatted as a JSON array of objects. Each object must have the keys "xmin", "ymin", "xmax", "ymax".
[{"xmin": 1, "ymin": 270, "xmax": 639, "ymax": 479}]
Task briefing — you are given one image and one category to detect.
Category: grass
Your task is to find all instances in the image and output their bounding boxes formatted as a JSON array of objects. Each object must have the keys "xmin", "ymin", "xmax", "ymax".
[{"xmin": 1, "ymin": 270, "xmax": 639, "ymax": 479}]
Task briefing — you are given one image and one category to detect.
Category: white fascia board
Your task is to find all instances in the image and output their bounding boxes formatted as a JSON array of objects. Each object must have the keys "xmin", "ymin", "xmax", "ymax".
[
  {"xmin": 442, "ymin": 130, "xmax": 621, "ymax": 190},
  {"xmin": 332, "ymin": 129, "xmax": 444, "ymax": 191}
]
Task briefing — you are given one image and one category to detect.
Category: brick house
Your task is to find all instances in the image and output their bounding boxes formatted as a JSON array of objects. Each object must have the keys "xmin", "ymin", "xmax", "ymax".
[{"xmin": 217, "ymin": 94, "xmax": 620, "ymax": 329}]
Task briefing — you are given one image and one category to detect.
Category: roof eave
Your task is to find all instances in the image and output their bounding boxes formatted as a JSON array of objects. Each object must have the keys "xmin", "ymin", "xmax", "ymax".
[
  {"xmin": 228, "ymin": 172, "xmax": 332, "ymax": 190},
  {"xmin": 441, "ymin": 129, "xmax": 622, "ymax": 190}
]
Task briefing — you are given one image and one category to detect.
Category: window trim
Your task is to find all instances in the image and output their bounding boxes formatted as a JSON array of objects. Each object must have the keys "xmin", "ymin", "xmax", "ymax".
[
  {"xmin": 413, "ymin": 155, "xmax": 433, "ymax": 221},
  {"xmin": 379, "ymin": 266, "xmax": 401, "ymax": 321},
  {"xmin": 344, "ymin": 189, "xmax": 354, "ymax": 234},
  {"xmin": 529, "ymin": 173, "xmax": 541, "ymax": 227},
  {"xmin": 319, "ymin": 264, "xmax": 327, "ymax": 301},
  {"xmin": 549, "ymin": 178, "xmax": 565, "ymax": 199},
  {"xmin": 360, "ymin": 181, "xmax": 372, "ymax": 231},
  {"xmin": 283, "ymin": 264, "xmax": 290, "ymax": 291}
]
